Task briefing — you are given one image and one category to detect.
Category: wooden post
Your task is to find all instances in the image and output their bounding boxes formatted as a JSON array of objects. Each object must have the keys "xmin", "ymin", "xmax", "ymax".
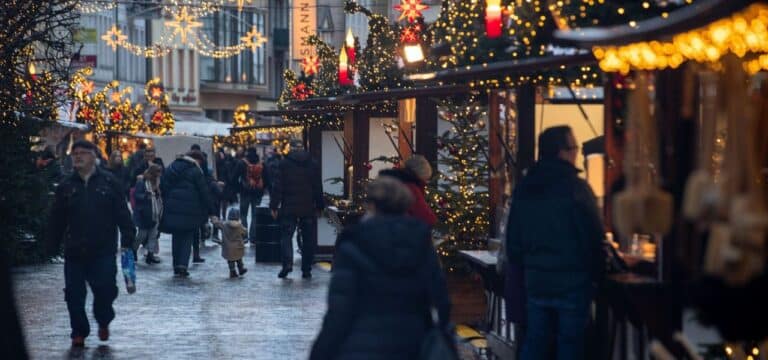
[
  {"xmin": 343, "ymin": 110, "xmax": 370, "ymax": 200},
  {"xmin": 516, "ymin": 84, "xmax": 536, "ymax": 178},
  {"xmin": 398, "ymin": 98, "xmax": 416, "ymax": 162},
  {"xmin": 603, "ymin": 75, "xmax": 622, "ymax": 231},
  {"xmin": 488, "ymin": 91, "xmax": 503, "ymax": 236},
  {"xmin": 415, "ymin": 97, "xmax": 438, "ymax": 167}
]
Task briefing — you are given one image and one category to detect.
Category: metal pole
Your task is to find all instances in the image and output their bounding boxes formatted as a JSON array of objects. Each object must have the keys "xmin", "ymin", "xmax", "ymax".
[{"xmin": 114, "ymin": 5, "xmax": 119, "ymax": 82}]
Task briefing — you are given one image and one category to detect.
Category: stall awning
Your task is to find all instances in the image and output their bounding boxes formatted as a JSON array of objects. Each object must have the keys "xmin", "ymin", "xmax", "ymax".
[{"xmin": 173, "ymin": 112, "xmax": 230, "ymax": 137}]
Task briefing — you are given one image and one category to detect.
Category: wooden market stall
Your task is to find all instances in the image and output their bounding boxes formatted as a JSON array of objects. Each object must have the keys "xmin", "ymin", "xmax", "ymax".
[{"xmin": 552, "ymin": 0, "xmax": 768, "ymax": 358}]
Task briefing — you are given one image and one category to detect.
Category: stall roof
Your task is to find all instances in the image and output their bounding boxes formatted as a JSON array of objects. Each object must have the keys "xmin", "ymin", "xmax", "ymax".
[
  {"xmin": 553, "ymin": 0, "xmax": 755, "ymax": 47},
  {"xmin": 255, "ymin": 108, "xmax": 345, "ymax": 117},
  {"xmin": 173, "ymin": 111, "xmax": 231, "ymax": 137},
  {"xmin": 230, "ymin": 122, "xmax": 304, "ymax": 133},
  {"xmin": 284, "ymin": 84, "xmax": 470, "ymax": 110},
  {"xmin": 406, "ymin": 53, "xmax": 596, "ymax": 83}
]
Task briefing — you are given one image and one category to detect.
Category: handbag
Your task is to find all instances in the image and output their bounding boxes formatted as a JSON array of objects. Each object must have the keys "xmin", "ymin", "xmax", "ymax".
[{"xmin": 419, "ymin": 309, "xmax": 459, "ymax": 360}]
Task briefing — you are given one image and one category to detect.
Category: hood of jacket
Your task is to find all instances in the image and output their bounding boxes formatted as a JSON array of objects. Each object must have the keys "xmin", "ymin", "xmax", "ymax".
[
  {"xmin": 285, "ymin": 150, "xmax": 311, "ymax": 164},
  {"xmin": 349, "ymin": 215, "xmax": 430, "ymax": 274},
  {"xmin": 379, "ymin": 168, "xmax": 424, "ymax": 187},
  {"xmin": 518, "ymin": 158, "xmax": 580, "ymax": 194},
  {"xmin": 164, "ymin": 156, "xmax": 200, "ymax": 184}
]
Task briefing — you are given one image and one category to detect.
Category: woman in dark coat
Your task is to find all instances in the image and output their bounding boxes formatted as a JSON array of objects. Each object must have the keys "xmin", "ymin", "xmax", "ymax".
[
  {"xmin": 310, "ymin": 176, "xmax": 453, "ymax": 360},
  {"xmin": 378, "ymin": 155, "xmax": 437, "ymax": 228},
  {"xmin": 159, "ymin": 150, "xmax": 216, "ymax": 277}
]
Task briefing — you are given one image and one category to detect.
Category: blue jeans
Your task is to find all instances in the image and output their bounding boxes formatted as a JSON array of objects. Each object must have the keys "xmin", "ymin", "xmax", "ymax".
[
  {"xmin": 521, "ymin": 289, "xmax": 591, "ymax": 360},
  {"xmin": 171, "ymin": 230, "xmax": 194, "ymax": 271},
  {"xmin": 64, "ymin": 255, "xmax": 118, "ymax": 338},
  {"xmin": 279, "ymin": 215, "xmax": 316, "ymax": 272}
]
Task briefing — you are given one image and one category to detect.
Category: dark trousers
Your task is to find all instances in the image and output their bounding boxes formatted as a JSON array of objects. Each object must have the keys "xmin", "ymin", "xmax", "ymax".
[
  {"xmin": 239, "ymin": 192, "xmax": 263, "ymax": 240},
  {"xmin": 279, "ymin": 215, "xmax": 317, "ymax": 272},
  {"xmin": 521, "ymin": 289, "xmax": 590, "ymax": 360},
  {"xmin": 228, "ymin": 259, "xmax": 244, "ymax": 272},
  {"xmin": 192, "ymin": 227, "xmax": 202, "ymax": 259},
  {"xmin": 171, "ymin": 230, "xmax": 194, "ymax": 271},
  {"xmin": 64, "ymin": 255, "xmax": 118, "ymax": 338}
]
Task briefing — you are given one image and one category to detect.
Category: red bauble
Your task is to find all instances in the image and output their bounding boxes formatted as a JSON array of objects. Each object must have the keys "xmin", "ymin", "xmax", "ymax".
[
  {"xmin": 110, "ymin": 110, "xmax": 122, "ymax": 123},
  {"xmin": 152, "ymin": 111, "xmax": 164, "ymax": 124},
  {"xmin": 364, "ymin": 162, "xmax": 373, "ymax": 170}
]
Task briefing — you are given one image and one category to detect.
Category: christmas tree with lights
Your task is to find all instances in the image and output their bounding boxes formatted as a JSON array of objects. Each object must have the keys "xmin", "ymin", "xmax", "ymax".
[
  {"xmin": 345, "ymin": 0, "xmax": 405, "ymax": 92},
  {"xmin": 430, "ymin": 95, "xmax": 491, "ymax": 271}
]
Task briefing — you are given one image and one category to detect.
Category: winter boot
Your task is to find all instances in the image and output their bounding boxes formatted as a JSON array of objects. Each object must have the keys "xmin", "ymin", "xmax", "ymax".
[{"xmin": 229, "ymin": 270, "xmax": 238, "ymax": 278}]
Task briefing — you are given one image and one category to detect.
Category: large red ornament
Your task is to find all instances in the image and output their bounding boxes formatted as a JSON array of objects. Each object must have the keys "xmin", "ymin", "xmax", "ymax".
[
  {"xmin": 110, "ymin": 110, "xmax": 122, "ymax": 123},
  {"xmin": 79, "ymin": 106, "xmax": 94, "ymax": 122},
  {"xmin": 291, "ymin": 83, "xmax": 314, "ymax": 100},
  {"xmin": 394, "ymin": 0, "xmax": 429, "ymax": 23},
  {"xmin": 152, "ymin": 111, "xmax": 164, "ymax": 124}
]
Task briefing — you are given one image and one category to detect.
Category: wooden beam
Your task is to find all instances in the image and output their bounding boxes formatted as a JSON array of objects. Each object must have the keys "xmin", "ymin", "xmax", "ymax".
[
  {"xmin": 488, "ymin": 91, "xmax": 503, "ymax": 236},
  {"xmin": 516, "ymin": 84, "xmax": 536, "ymax": 178},
  {"xmin": 415, "ymin": 97, "xmax": 439, "ymax": 167},
  {"xmin": 398, "ymin": 98, "xmax": 416, "ymax": 162},
  {"xmin": 343, "ymin": 110, "xmax": 370, "ymax": 199}
]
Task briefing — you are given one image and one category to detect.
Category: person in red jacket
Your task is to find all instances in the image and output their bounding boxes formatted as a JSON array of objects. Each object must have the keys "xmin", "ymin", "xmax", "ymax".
[{"xmin": 379, "ymin": 155, "xmax": 437, "ymax": 227}]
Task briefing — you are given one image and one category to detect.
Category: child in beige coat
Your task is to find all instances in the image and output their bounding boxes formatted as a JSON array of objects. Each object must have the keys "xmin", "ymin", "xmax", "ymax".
[{"xmin": 212, "ymin": 208, "xmax": 248, "ymax": 278}]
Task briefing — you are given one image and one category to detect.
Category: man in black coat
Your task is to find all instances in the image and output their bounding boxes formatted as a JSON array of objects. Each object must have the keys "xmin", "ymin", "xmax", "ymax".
[
  {"xmin": 506, "ymin": 126, "xmax": 605, "ymax": 360},
  {"xmin": 160, "ymin": 150, "xmax": 217, "ymax": 277},
  {"xmin": 269, "ymin": 143, "xmax": 325, "ymax": 279},
  {"xmin": 233, "ymin": 147, "xmax": 265, "ymax": 241},
  {"xmin": 47, "ymin": 140, "xmax": 135, "ymax": 348}
]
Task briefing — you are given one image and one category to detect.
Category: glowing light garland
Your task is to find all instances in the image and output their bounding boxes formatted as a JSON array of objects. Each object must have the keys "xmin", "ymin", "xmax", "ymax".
[
  {"xmin": 593, "ymin": 4, "xmax": 768, "ymax": 74},
  {"xmin": 102, "ymin": 6, "xmax": 267, "ymax": 59}
]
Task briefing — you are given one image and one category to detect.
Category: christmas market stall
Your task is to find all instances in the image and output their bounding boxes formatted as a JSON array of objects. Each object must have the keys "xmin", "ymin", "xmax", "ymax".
[{"xmin": 553, "ymin": 0, "xmax": 768, "ymax": 358}]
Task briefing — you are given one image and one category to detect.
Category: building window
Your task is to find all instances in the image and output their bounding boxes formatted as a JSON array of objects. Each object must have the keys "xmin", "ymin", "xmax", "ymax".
[{"xmin": 200, "ymin": 10, "xmax": 266, "ymax": 85}]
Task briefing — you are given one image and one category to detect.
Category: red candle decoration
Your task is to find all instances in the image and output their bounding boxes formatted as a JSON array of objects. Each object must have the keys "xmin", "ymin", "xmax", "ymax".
[
  {"xmin": 485, "ymin": 0, "xmax": 503, "ymax": 39},
  {"xmin": 345, "ymin": 29, "xmax": 356, "ymax": 66},
  {"xmin": 338, "ymin": 48, "xmax": 352, "ymax": 86}
]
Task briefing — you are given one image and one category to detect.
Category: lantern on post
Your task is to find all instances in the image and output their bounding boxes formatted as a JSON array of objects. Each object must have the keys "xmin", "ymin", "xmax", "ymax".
[
  {"xmin": 401, "ymin": 25, "xmax": 425, "ymax": 65},
  {"xmin": 485, "ymin": 0, "xmax": 503, "ymax": 39}
]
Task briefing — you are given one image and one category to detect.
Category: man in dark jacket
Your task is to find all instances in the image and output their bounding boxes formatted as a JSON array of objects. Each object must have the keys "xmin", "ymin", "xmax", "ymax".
[
  {"xmin": 47, "ymin": 140, "xmax": 135, "ymax": 348},
  {"xmin": 506, "ymin": 126, "xmax": 605, "ymax": 360},
  {"xmin": 233, "ymin": 147, "xmax": 264, "ymax": 241},
  {"xmin": 160, "ymin": 150, "xmax": 217, "ymax": 277},
  {"xmin": 270, "ymin": 143, "xmax": 325, "ymax": 279}
]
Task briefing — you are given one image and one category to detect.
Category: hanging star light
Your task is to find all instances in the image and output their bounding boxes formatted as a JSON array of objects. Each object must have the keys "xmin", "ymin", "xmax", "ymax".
[
  {"xmin": 229, "ymin": 0, "xmax": 253, "ymax": 12},
  {"xmin": 241, "ymin": 25, "xmax": 267, "ymax": 51},
  {"xmin": 394, "ymin": 0, "xmax": 429, "ymax": 23},
  {"xmin": 110, "ymin": 91, "xmax": 122, "ymax": 104},
  {"xmin": 79, "ymin": 80, "xmax": 95, "ymax": 97},
  {"xmin": 301, "ymin": 55, "xmax": 320, "ymax": 76},
  {"xmin": 165, "ymin": 7, "xmax": 203, "ymax": 44},
  {"xmin": 101, "ymin": 25, "xmax": 127, "ymax": 51}
]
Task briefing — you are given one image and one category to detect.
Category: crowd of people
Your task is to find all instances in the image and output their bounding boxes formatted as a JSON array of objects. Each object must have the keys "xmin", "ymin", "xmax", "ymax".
[{"xmin": 33, "ymin": 124, "xmax": 604, "ymax": 359}]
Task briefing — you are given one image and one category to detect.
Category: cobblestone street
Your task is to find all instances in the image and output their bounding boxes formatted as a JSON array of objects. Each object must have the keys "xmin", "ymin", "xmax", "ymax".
[{"xmin": 13, "ymin": 235, "xmax": 331, "ymax": 359}]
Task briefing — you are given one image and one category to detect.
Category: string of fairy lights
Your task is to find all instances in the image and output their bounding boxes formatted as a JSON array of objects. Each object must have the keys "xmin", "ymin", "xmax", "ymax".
[{"xmin": 89, "ymin": 0, "xmax": 267, "ymax": 59}]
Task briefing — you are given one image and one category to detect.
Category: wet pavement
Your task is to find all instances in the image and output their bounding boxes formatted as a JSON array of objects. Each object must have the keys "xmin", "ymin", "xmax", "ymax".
[{"xmin": 13, "ymin": 235, "xmax": 330, "ymax": 359}]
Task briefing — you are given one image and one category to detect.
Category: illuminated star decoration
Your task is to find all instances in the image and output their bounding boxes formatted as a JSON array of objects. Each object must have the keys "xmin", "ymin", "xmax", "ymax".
[
  {"xmin": 151, "ymin": 86, "xmax": 163, "ymax": 99},
  {"xmin": 394, "ymin": 0, "xmax": 429, "ymax": 23},
  {"xmin": 110, "ymin": 91, "xmax": 122, "ymax": 103},
  {"xmin": 165, "ymin": 7, "xmax": 203, "ymax": 44},
  {"xmin": 78, "ymin": 80, "xmax": 95, "ymax": 97},
  {"xmin": 301, "ymin": 55, "xmax": 320, "ymax": 76},
  {"xmin": 229, "ymin": 0, "xmax": 253, "ymax": 12},
  {"xmin": 241, "ymin": 26, "xmax": 267, "ymax": 52},
  {"xmin": 400, "ymin": 26, "xmax": 420, "ymax": 43},
  {"xmin": 101, "ymin": 25, "xmax": 128, "ymax": 51}
]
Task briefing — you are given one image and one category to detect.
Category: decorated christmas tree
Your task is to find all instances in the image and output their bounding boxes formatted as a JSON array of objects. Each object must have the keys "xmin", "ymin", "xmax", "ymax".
[
  {"xmin": 429, "ymin": 95, "xmax": 491, "ymax": 272},
  {"xmin": 345, "ymin": 0, "xmax": 405, "ymax": 91}
]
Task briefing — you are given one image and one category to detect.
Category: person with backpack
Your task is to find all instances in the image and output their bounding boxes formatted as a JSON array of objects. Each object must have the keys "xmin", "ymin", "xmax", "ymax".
[{"xmin": 234, "ymin": 147, "xmax": 265, "ymax": 241}]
